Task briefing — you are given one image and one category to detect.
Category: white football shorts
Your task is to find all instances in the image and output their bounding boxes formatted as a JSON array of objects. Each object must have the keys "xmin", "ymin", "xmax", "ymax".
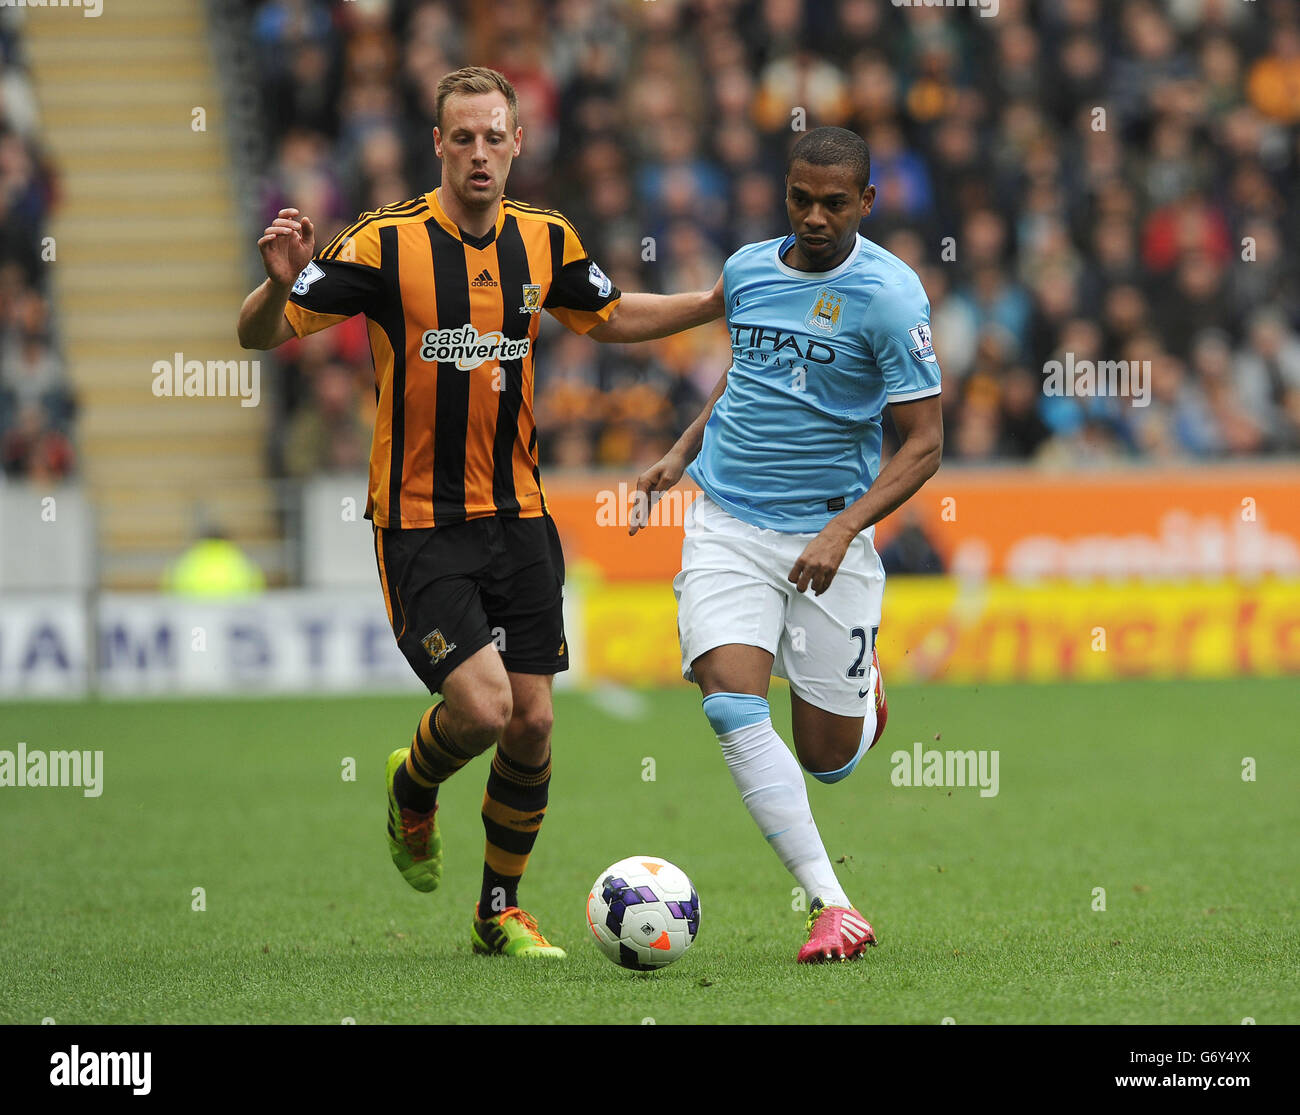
[{"xmin": 674, "ymin": 492, "xmax": 886, "ymax": 717}]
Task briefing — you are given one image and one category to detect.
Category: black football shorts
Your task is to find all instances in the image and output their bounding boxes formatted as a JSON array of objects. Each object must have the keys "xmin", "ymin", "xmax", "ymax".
[{"xmin": 373, "ymin": 514, "xmax": 569, "ymax": 693}]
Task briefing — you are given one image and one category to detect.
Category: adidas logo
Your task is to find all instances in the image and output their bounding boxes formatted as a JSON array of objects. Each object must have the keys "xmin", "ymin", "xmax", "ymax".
[
  {"xmin": 839, "ymin": 911, "xmax": 873, "ymax": 945},
  {"xmin": 471, "ymin": 269, "xmax": 498, "ymax": 287},
  {"xmin": 508, "ymin": 811, "xmax": 547, "ymax": 828}
]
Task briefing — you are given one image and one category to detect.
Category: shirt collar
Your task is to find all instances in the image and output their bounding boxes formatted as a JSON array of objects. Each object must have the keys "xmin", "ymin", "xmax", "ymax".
[{"xmin": 429, "ymin": 187, "xmax": 506, "ymax": 248}]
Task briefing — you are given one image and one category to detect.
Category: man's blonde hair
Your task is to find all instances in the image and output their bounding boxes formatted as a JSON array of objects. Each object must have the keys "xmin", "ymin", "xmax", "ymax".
[{"xmin": 435, "ymin": 66, "xmax": 519, "ymax": 131}]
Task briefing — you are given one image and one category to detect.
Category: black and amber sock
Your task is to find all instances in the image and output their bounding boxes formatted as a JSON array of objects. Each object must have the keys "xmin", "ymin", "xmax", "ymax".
[
  {"xmin": 393, "ymin": 702, "xmax": 475, "ymax": 812},
  {"xmin": 478, "ymin": 748, "xmax": 551, "ymax": 917}
]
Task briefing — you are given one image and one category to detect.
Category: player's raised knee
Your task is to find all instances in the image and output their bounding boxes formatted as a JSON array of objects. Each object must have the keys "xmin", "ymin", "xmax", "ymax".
[{"xmin": 802, "ymin": 734, "xmax": 869, "ymax": 784}]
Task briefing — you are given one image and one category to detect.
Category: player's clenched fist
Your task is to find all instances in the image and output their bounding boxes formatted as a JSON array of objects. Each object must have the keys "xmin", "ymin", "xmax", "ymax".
[
  {"xmin": 788, "ymin": 525, "xmax": 854, "ymax": 595},
  {"xmin": 257, "ymin": 207, "xmax": 315, "ymax": 287}
]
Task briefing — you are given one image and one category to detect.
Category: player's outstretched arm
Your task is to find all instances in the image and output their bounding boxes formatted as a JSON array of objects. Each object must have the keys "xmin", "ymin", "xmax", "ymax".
[
  {"xmin": 788, "ymin": 394, "xmax": 944, "ymax": 595},
  {"xmin": 588, "ymin": 272, "xmax": 724, "ymax": 344},
  {"xmin": 237, "ymin": 208, "xmax": 315, "ymax": 350},
  {"xmin": 628, "ymin": 367, "xmax": 729, "ymax": 536}
]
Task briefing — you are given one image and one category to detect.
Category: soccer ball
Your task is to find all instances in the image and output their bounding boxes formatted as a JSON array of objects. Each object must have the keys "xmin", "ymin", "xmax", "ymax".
[{"xmin": 585, "ymin": 856, "xmax": 700, "ymax": 970}]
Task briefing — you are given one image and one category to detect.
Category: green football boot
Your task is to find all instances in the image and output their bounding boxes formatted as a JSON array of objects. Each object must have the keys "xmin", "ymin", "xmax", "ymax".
[
  {"xmin": 385, "ymin": 748, "xmax": 442, "ymax": 892},
  {"xmin": 471, "ymin": 904, "xmax": 566, "ymax": 958}
]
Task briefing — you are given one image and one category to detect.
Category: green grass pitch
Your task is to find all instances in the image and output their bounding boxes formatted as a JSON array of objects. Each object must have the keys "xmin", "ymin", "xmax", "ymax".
[{"xmin": 1, "ymin": 678, "xmax": 1296, "ymax": 1024}]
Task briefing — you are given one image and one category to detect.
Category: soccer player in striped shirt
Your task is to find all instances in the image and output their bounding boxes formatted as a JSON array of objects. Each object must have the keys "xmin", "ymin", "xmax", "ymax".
[{"xmin": 238, "ymin": 67, "xmax": 723, "ymax": 958}]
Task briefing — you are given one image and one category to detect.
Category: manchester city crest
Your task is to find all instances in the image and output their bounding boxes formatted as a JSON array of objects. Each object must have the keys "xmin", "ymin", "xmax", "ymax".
[{"xmin": 805, "ymin": 287, "xmax": 845, "ymax": 336}]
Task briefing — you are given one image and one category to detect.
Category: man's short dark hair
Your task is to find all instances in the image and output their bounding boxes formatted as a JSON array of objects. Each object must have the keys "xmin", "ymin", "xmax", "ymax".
[{"xmin": 786, "ymin": 127, "xmax": 872, "ymax": 192}]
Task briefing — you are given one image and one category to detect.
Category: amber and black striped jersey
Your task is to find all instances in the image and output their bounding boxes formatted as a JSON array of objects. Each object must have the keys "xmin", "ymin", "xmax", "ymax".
[{"xmin": 284, "ymin": 187, "xmax": 621, "ymax": 528}]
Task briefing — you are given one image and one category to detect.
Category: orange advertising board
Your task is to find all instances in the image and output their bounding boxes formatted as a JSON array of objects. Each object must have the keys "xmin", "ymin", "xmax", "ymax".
[
  {"xmin": 547, "ymin": 465, "xmax": 1300, "ymax": 685},
  {"xmin": 546, "ymin": 465, "xmax": 1300, "ymax": 583},
  {"xmin": 545, "ymin": 478, "xmax": 700, "ymax": 582}
]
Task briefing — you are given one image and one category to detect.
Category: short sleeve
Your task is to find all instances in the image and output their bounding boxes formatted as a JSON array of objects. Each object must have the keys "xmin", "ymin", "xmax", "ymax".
[
  {"xmin": 284, "ymin": 222, "xmax": 385, "ymax": 339},
  {"xmin": 721, "ymin": 251, "xmax": 739, "ymax": 325},
  {"xmin": 543, "ymin": 218, "xmax": 621, "ymax": 335},
  {"xmin": 862, "ymin": 273, "xmax": 943, "ymax": 404}
]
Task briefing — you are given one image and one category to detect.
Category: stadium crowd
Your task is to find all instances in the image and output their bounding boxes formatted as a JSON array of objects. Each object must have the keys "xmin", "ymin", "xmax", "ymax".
[
  {"xmin": 246, "ymin": 0, "xmax": 1300, "ymax": 476},
  {"xmin": 0, "ymin": 15, "xmax": 73, "ymax": 481}
]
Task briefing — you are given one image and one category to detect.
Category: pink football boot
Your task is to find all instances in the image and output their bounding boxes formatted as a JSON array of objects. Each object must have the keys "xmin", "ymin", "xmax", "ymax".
[{"xmin": 797, "ymin": 897, "xmax": 878, "ymax": 963}]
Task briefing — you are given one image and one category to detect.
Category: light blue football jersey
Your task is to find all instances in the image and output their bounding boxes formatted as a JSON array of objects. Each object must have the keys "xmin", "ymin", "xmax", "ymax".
[{"xmin": 687, "ymin": 233, "xmax": 942, "ymax": 533}]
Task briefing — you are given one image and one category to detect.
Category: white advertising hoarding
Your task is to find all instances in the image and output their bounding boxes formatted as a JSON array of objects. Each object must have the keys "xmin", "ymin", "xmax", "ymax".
[
  {"xmin": 0, "ymin": 594, "xmax": 90, "ymax": 698},
  {"xmin": 91, "ymin": 589, "xmax": 581, "ymax": 697},
  {"xmin": 95, "ymin": 591, "xmax": 422, "ymax": 696},
  {"xmin": 0, "ymin": 588, "xmax": 583, "ymax": 699}
]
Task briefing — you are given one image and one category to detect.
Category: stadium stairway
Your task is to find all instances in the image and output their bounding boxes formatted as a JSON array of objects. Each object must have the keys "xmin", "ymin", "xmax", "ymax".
[{"xmin": 24, "ymin": 0, "xmax": 283, "ymax": 589}]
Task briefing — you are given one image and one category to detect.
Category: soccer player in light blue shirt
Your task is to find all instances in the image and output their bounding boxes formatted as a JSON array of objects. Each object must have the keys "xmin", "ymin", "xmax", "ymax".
[{"xmin": 631, "ymin": 127, "xmax": 943, "ymax": 963}]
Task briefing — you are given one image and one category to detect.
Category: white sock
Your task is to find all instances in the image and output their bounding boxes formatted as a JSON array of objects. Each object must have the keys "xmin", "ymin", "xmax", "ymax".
[{"xmin": 716, "ymin": 716, "xmax": 851, "ymax": 909}]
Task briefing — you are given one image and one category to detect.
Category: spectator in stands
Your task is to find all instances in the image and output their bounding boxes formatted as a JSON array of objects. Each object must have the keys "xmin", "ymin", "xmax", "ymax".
[
  {"xmin": 1235, "ymin": 309, "xmax": 1300, "ymax": 450},
  {"xmin": 879, "ymin": 511, "xmax": 945, "ymax": 575},
  {"xmin": 2, "ymin": 287, "xmax": 59, "ymax": 386},
  {"xmin": 0, "ymin": 20, "xmax": 64, "ymax": 480},
  {"xmin": 1, "ymin": 400, "xmax": 73, "ymax": 480},
  {"xmin": 246, "ymin": 0, "xmax": 1300, "ymax": 476},
  {"xmin": 997, "ymin": 367, "xmax": 1052, "ymax": 460},
  {"xmin": 283, "ymin": 360, "xmax": 370, "ymax": 477},
  {"xmin": 1246, "ymin": 21, "xmax": 1300, "ymax": 124}
]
